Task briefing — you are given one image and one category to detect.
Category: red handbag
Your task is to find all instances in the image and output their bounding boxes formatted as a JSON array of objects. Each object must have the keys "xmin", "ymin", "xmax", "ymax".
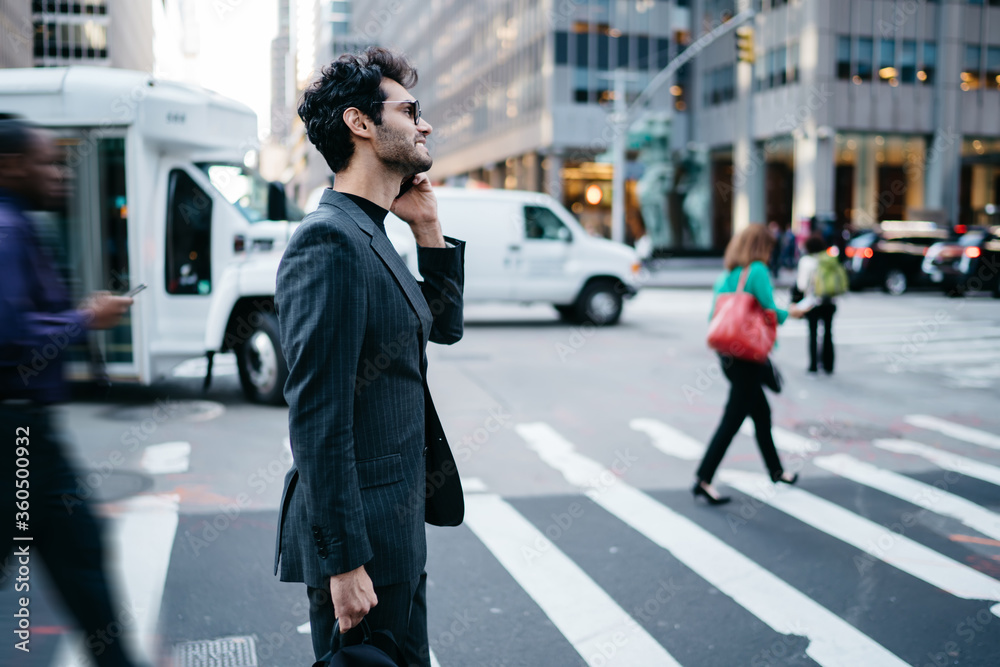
[{"xmin": 707, "ymin": 266, "xmax": 778, "ymax": 363}]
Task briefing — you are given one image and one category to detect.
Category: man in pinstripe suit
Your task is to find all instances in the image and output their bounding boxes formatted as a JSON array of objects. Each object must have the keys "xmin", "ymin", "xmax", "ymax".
[{"xmin": 274, "ymin": 47, "xmax": 465, "ymax": 664}]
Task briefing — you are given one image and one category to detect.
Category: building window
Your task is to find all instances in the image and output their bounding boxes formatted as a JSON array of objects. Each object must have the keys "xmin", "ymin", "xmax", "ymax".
[
  {"xmin": 987, "ymin": 47, "xmax": 1000, "ymax": 90},
  {"xmin": 555, "ymin": 31, "xmax": 568, "ymax": 65},
  {"xmin": 857, "ymin": 37, "xmax": 873, "ymax": 81},
  {"xmin": 837, "ymin": 36, "xmax": 851, "ymax": 80},
  {"xmin": 963, "ymin": 45, "xmax": 982, "ymax": 90},
  {"xmin": 878, "ymin": 39, "xmax": 895, "ymax": 82},
  {"xmin": 788, "ymin": 41, "xmax": 799, "ymax": 83},
  {"xmin": 900, "ymin": 40, "xmax": 916, "ymax": 83},
  {"xmin": 920, "ymin": 41, "xmax": 936, "ymax": 83}
]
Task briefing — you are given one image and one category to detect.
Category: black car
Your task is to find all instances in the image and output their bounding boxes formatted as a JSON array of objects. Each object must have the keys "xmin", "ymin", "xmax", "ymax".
[
  {"xmin": 942, "ymin": 227, "xmax": 1000, "ymax": 297},
  {"xmin": 844, "ymin": 223, "xmax": 951, "ymax": 295}
]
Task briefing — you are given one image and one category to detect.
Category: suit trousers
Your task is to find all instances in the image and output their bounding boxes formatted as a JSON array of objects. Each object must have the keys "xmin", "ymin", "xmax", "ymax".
[
  {"xmin": 806, "ymin": 300, "xmax": 836, "ymax": 373},
  {"xmin": 308, "ymin": 571, "xmax": 430, "ymax": 666},
  {"xmin": 696, "ymin": 357, "xmax": 784, "ymax": 484},
  {"xmin": 1, "ymin": 404, "xmax": 137, "ymax": 667}
]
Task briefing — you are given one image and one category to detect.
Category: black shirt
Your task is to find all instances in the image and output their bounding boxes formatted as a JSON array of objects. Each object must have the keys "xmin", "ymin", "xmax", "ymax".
[{"xmin": 344, "ymin": 193, "xmax": 389, "ymax": 235}]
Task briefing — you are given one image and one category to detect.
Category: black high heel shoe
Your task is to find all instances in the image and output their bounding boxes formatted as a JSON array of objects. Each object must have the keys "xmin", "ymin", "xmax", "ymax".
[
  {"xmin": 771, "ymin": 471, "xmax": 799, "ymax": 485},
  {"xmin": 692, "ymin": 481, "xmax": 731, "ymax": 505}
]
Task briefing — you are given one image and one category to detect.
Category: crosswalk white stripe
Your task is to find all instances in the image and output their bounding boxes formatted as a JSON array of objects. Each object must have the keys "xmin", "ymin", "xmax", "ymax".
[
  {"xmin": 814, "ymin": 454, "xmax": 1000, "ymax": 542},
  {"xmin": 904, "ymin": 415, "xmax": 1000, "ymax": 451},
  {"xmin": 874, "ymin": 439, "xmax": 1000, "ymax": 488},
  {"xmin": 516, "ymin": 423, "xmax": 908, "ymax": 667},
  {"xmin": 140, "ymin": 441, "xmax": 191, "ymax": 474},
  {"xmin": 464, "ymin": 493, "xmax": 681, "ymax": 667},
  {"xmin": 630, "ymin": 418, "xmax": 705, "ymax": 460},
  {"xmin": 781, "ymin": 319, "xmax": 997, "ymax": 334},
  {"xmin": 51, "ymin": 494, "xmax": 180, "ymax": 667},
  {"xmin": 872, "ymin": 349, "xmax": 1000, "ymax": 366},
  {"xmin": 781, "ymin": 328, "xmax": 1000, "ymax": 346},
  {"xmin": 719, "ymin": 471, "xmax": 1000, "ymax": 605},
  {"xmin": 740, "ymin": 420, "xmax": 822, "ymax": 454}
]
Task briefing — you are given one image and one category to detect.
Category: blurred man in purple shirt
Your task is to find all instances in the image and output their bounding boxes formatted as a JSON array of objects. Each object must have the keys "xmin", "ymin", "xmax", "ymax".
[{"xmin": 0, "ymin": 118, "xmax": 142, "ymax": 666}]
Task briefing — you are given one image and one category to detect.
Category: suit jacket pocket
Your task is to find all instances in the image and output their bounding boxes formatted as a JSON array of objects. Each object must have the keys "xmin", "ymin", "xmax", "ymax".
[{"xmin": 356, "ymin": 453, "xmax": 404, "ymax": 489}]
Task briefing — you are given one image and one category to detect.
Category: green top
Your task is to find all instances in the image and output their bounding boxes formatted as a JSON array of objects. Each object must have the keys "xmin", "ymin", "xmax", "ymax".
[{"xmin": 709, "ymin": 260, "xmax": 788, "ymax": 324}]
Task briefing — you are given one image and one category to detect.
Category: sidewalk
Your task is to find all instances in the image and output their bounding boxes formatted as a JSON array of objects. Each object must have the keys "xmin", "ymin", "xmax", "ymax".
[{"xmin": 641, "ymin": 257, "xmax": 797, "ymax": 289}]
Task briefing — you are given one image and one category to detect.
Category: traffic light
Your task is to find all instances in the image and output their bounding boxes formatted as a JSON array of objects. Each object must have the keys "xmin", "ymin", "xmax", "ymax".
[{"xmin": 736, "ymin": 26, "xmax": 754, "ymax": 64}]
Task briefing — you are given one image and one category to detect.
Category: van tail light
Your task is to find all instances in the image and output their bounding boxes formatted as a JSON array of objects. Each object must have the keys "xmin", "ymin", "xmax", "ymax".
[
  {"xmin": 863, "ymin": 247, "xmax": 874, "ymax": 259},
  {"xmin": 234, "ymin": 234, "xmax": 246, "ymax": 252},
  {"xmin": 966, "ymin": 246, "xmax": 982, "ymax": 259}
]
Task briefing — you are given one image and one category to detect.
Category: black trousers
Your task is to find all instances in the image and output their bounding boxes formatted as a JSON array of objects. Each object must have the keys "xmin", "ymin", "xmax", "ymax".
[
  {"xmin": 696, "ymin": 357, "xmax": 784, "ymax": 484},
  {"xmin": 1, "ymin": 404, "xmax": 138, "ymax": 667},
  {"xmin": 806, "ymin": 300, "xmax": 836, "ymax": 373},
  {"xmin": 308, "ymin": 571, "xmax": 430, "ymax": 666}
]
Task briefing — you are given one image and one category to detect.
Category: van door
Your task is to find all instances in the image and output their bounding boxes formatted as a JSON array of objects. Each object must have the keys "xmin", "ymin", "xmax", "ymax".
[
  {"xmin": 437, "ymin": 197, "xmax": 519, "ymax": 301},
  {"xmin": 154, "ymin": 165, "xmax": 217, "ymax": 357},
  {"xmin": 45, "ymin": 131, "xmax": 137, "ymax": 382},
  {"xmin": 511, "ymin": 204, "xmax": 576, "ymax": 303}
]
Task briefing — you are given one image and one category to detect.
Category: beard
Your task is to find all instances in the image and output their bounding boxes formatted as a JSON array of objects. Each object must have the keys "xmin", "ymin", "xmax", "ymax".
[{"xmin": 374, "ymin": 122, "xmax": 433, "ymax": 175}]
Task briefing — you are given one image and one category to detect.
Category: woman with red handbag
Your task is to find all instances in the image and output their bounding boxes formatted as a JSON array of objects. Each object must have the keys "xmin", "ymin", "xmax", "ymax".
[{"xmin": 695, "ymin": 224, "xmax": 807, "ymax": 505}]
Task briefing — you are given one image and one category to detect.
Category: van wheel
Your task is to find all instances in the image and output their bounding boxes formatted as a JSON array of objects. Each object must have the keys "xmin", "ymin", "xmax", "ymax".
[
  {"xmin": 575, "ymin": 281, "xmax": 623, "ymax": 325},
  {"xmin": 883, "ymin": 270, "xmax": 907, "ymax": 296},
  {"xmin": 236, "ymin": 311, "xmax": 288, "ymax": 405}
]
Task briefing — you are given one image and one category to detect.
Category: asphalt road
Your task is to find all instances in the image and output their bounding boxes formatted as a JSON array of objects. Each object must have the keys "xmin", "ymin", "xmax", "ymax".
[{"xmin": 3, "ymin": 284, "xmax": 1000, "ymax": 667}]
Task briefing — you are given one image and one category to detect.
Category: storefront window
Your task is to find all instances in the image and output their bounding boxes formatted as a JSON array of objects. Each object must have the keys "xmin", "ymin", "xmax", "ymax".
[{"xmin": 835, "ymin": 133, "xmax": 927, "ymax": 228}]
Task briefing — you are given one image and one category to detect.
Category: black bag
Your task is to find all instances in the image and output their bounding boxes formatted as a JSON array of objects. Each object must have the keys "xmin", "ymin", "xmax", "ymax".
[
  {"xmin": 762, "ymin": 358, "xmax": 783, "ymax": 394},
  {"xmin": 789, "ymin": 285, "xmax": 804, "ymax": 304},
  {"xmin": 313, "ymin": 619, "xmax": 405, "ymax": 667}
]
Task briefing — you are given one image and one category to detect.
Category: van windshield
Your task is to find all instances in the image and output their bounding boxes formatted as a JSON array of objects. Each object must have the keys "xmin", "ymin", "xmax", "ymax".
[{"xmin": 196, "ymin": 163, "xmax": 304, "ymax": 222}]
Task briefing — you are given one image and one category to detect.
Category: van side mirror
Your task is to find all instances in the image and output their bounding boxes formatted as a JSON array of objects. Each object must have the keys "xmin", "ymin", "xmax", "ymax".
[{"xmin": 267, "ymin": 181, "xmax": 288, "ymax": 221}]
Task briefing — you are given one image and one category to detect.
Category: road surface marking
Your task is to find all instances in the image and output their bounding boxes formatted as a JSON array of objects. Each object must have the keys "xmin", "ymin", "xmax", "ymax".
[
  {"xmin": 874, "ymin": 440, "xmax": 1000, "ymax": 488},
  {"xmin": 740, "ymin": 420, "xmax": 822, "ymax": 454},
  {"xmin": 719, "ymin": 471, "xmax": 1000, "ymax": 605},
  {"xmin": 462, "ymin": 477, "xmax": 488, "ymax": 493},
  {"xmin": 464, "ymin": 493, "xmax": 681, "ymax": 667},
  {"xmin": 52, "ymin": 494, "xmax": 180, "ymax": 666},
  {"xmin": 630, "ymin": 418, "xmax": 705, "ymax": 460},
  {"xmin": 516, "ymin": 422, "xmax": 907, "ymax": 667},
  {"xmin": 814, "ymin": 454, "xmax": 1000, "ymax": 542},
  {"xmin": 904, "ymin": 415, "xmax": 1000, "ymax": 451},
  {"xmin": 141, "ymin": 441, "xmax": 191, "ymax": 474}
]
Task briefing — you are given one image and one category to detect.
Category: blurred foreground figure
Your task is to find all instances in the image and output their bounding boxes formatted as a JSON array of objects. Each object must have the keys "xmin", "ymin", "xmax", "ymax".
[{"xmin": 0, "ymin": 119, "xmax": 140, "ymax": 666}]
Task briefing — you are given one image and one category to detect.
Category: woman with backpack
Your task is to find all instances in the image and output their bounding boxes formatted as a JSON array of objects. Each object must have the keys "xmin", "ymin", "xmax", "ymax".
[
  {"xmin": 796, "ymin": 234, "xmax": 848, "ymax": 374},
  {"xmin": 694, "ymin": 224, "xmax": 806, "ymax": 505}
]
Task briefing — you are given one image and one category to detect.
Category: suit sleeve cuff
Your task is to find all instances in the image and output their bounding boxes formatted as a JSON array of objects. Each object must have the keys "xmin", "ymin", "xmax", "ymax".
[{"xmin": 417, "ymin": 237, "xmax": 465, "ymax": 273}]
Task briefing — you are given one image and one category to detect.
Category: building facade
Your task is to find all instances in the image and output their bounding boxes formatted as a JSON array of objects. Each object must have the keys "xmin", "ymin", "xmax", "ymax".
[
  {"xmin": 278, "ymin": 0, "xmax": 1000, "ymax": 251},
  {"xmin": 696, "ymin": 0, "xmax": 1000, "ymax": 250},
  {"xmin": 1, "ymin": 1, "xmax": 34, "ymax": 68}
]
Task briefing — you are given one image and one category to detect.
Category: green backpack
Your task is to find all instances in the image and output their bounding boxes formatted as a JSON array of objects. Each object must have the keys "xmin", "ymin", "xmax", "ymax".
[{"xmin": 814, "ymin": 253, "xmax": 849, "ymax": 297}]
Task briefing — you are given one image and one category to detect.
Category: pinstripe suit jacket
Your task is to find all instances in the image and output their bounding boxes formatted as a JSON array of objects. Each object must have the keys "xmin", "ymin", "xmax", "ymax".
[{"xmin": 273, "ymin": 189, "xmax": 465, "ymax": 589}]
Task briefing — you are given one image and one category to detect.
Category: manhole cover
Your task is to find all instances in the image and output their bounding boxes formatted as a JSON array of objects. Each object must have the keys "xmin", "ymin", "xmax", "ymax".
[
  {"xmin": 173, "ymin": 636, "xmax": 258, "ymax": 667},
  {"xmin": 102, "ymin": 399, "xmax": 225, "ymax": 423},
  {"xmin": 791, "ymin": 420, "xmax": 899, "ymax": 442},
  {"xmin": 86, "ymin": 470, "xmax": 153, "ymax": 503}
]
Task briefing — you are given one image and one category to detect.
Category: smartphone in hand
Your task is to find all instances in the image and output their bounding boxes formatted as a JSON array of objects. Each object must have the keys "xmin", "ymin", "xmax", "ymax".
[
  {"xmin": 397, "ymin": 174, "xmax": 417, "ymax": 199},
  {"xmin": 123, "ymin": 283, "xmax": 147, "ymax": 297}
]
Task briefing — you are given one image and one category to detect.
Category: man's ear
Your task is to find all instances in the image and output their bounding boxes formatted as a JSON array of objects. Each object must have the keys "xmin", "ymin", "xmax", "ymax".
[{"xmin": 342, "ymin": 108, "xmax": 373, "ymax": 139}]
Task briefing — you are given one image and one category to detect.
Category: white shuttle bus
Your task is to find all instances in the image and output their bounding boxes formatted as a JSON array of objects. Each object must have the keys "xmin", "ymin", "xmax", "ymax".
[{"xmin": 0, "ymin": 67, "xmax": 298, "ymax": 404}]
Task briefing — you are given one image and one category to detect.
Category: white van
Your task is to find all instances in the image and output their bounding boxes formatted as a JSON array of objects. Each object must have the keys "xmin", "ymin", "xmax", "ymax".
[{"xmin": 385, "ymin": 188, "xmax": 642, "ymax": 324}]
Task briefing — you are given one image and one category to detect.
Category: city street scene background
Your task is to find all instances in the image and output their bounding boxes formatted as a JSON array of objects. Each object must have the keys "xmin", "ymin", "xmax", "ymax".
[{"xmin": 1, "ymin": 0, "xmax": 1000, "ymax": 666}]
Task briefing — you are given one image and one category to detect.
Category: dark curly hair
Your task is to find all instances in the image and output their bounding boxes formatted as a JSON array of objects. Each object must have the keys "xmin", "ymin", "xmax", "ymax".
[{"xmin": 298, "ymin": 47, "xmax": 418, "ymax": 174}]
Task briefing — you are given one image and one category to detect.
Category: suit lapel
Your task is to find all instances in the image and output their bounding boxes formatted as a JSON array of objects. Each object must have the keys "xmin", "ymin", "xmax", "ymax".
[{"xmin": 320, "ymin": 190, "xmax": 433, "ymax": 344}]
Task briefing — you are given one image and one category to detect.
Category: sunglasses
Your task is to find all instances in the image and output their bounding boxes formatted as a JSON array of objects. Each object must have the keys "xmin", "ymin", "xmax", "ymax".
[{"xmin": 375, "ymin": 99, "xmax": 421, "ymax": 125}]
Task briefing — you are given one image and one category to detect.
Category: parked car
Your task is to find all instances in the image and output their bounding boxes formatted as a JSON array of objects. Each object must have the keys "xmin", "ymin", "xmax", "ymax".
[
  {"xmin": 924, "ymin": 227, "xmax": 1000, "ymax": 297},
  {"xmin": 386, "ymin": 188, "xmax": 642, "ymax": 324},
  {"xmin": 844, "ymin": 221, "xmax": 951, "ymax": 295}
]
